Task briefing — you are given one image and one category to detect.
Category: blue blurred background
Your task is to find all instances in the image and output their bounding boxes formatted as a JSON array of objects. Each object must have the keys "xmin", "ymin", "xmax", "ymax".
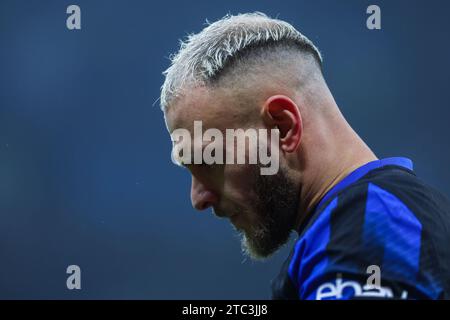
[{"xmin": 0, "ymin": 0, "xmax": 449, "ymax": 299}]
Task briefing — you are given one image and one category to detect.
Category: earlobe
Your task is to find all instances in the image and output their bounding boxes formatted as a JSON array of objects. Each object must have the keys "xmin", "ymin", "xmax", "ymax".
[{"xmin": 262, "ymin": 95, "xmax": 302, "ymax": 153}]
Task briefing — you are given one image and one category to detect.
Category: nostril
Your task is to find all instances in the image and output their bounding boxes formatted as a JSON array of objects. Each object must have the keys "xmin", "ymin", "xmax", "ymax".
[
  {"xmin": 193, "ymin": 190, "xmax": 218, "ymax": 211},
  {"xmin": 198, "ymin": 201, "xmax": 210, "ymax": 211}
]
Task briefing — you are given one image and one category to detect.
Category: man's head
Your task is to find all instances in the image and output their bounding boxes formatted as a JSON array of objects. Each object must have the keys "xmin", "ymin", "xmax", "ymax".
[{"xmin": 160, "ymin": 13, "xmax": 368, "ymax": 260}]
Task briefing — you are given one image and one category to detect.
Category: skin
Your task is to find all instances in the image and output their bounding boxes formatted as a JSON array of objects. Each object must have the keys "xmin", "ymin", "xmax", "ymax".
[{"xmin": 164, "ymin": 53, "xmax": 377, "ymax": 259}]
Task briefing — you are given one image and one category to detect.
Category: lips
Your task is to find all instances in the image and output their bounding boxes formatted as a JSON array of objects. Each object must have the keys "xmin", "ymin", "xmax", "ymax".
[
  {"xmin": 213, "ymin": 207, "xmax": 243, "ymax": 229},
  {"xmin": 230, "ymin": 213, "xmax": 245, "ymax": 230},
  {"xmin": 212, "ymin": 207, "xmax": 228, "ymax": 218}
]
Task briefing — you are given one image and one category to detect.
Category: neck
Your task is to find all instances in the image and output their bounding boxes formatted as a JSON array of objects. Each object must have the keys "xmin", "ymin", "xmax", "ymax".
[{"xmin": 293, "ymin": 122, "xmax": 377, "ymax": 232}]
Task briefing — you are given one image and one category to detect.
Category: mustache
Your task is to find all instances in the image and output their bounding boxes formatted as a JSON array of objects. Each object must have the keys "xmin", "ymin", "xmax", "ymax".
[
  {"xmin": 212, "ymin": 204, "xmax": 246, "ymax": 218},
  {"xmin": 212, "ymin": 207, "xmax": 227, "ymax": 218}
]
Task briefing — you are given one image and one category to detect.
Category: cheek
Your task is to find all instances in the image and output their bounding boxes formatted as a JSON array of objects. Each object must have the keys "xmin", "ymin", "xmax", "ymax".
[
  {"xmin": 222, "ymin": 165, "xmax": 265, "ymax": 228},
  {"xmin": 222, "ymin": 164, "xmax": 258, "ymax": 203}
]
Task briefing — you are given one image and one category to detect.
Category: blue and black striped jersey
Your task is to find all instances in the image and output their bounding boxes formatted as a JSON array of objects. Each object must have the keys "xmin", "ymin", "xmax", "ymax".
[{"xmin": 271, "ymin": 157, "xmax": 450, "ymax": 300}]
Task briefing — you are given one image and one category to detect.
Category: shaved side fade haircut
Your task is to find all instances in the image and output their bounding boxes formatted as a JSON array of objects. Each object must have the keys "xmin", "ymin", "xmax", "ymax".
[{"xmin": 160, "ymin": 12, "xmax": 323, "ymax": 111}]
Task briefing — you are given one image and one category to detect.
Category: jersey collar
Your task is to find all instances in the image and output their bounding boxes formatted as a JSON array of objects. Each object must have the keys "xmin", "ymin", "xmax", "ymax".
[{"xmin": 315, "ymin": 157, "xmax": 414, "ymax": 211}]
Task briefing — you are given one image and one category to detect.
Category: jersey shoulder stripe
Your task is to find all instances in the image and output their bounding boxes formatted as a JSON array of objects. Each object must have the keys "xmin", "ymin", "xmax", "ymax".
[{"xmin": 272, "ymin": 161, "xmax": 450, "ymax": 300}]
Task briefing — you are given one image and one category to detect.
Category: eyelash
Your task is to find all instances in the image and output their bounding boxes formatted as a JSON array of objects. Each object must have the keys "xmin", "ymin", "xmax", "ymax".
[{"xmin": 187, "ymin": 162, "xmax": 221, "ymax": 170}]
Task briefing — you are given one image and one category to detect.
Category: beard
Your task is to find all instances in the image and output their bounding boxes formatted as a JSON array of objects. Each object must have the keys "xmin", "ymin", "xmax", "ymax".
[{"xmin": 237, "ymin": 164, "xmax": 299, "ymax": 260}]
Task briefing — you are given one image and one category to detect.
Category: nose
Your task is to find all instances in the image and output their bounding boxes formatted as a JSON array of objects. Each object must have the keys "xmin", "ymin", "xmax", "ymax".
[{"xmin": 190, "ymin": 176, "xmax": 219, "ymax": 211}]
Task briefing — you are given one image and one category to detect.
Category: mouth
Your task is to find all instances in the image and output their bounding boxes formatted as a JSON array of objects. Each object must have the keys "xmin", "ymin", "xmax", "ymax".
[
  {"xmin": 212, "ymin": 207, "xmax": 243, "ymax": 229},
  {"xmin": 229, "ymin": 213, "xmax": 244, "ymax": 230},
  {"xmin": 212, "ymin": 207, "xmax": 228, "ymax": 218}
]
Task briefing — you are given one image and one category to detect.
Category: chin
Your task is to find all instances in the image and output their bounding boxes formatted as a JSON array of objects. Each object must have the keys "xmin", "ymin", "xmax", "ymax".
[{"xmin": 241, "ymin": 236, "xmax": 274, "ymax": 261}]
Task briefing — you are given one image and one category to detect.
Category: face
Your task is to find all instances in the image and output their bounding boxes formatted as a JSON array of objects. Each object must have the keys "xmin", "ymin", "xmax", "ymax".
[{"xmin": 165, "ymin": 87, "xmax": 300, "ymax": 259}]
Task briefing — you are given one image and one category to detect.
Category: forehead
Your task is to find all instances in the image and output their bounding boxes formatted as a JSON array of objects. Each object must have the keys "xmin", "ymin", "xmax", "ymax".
[{"xmin": 165, "ymin": 86, "xmax": 247, "ymax": 133}]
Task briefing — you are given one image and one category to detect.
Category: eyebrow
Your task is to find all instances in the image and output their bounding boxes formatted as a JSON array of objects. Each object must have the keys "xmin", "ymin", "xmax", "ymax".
[
  {"xmin": 171, "ymin": 141, "xmax": 223, "ymax": 167},
  {"xmin": 171, "ymin": 150, "xmax": 187, "ymax": 167},
  {"xmin": 170, "ymin": 141, "xmax": 205, "ymax": 167}
]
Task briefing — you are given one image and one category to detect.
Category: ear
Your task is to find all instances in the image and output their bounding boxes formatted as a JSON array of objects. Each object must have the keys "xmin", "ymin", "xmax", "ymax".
[{"xmin": 261, "ymin": 95, "xmax": 302, "ymax": 153}]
